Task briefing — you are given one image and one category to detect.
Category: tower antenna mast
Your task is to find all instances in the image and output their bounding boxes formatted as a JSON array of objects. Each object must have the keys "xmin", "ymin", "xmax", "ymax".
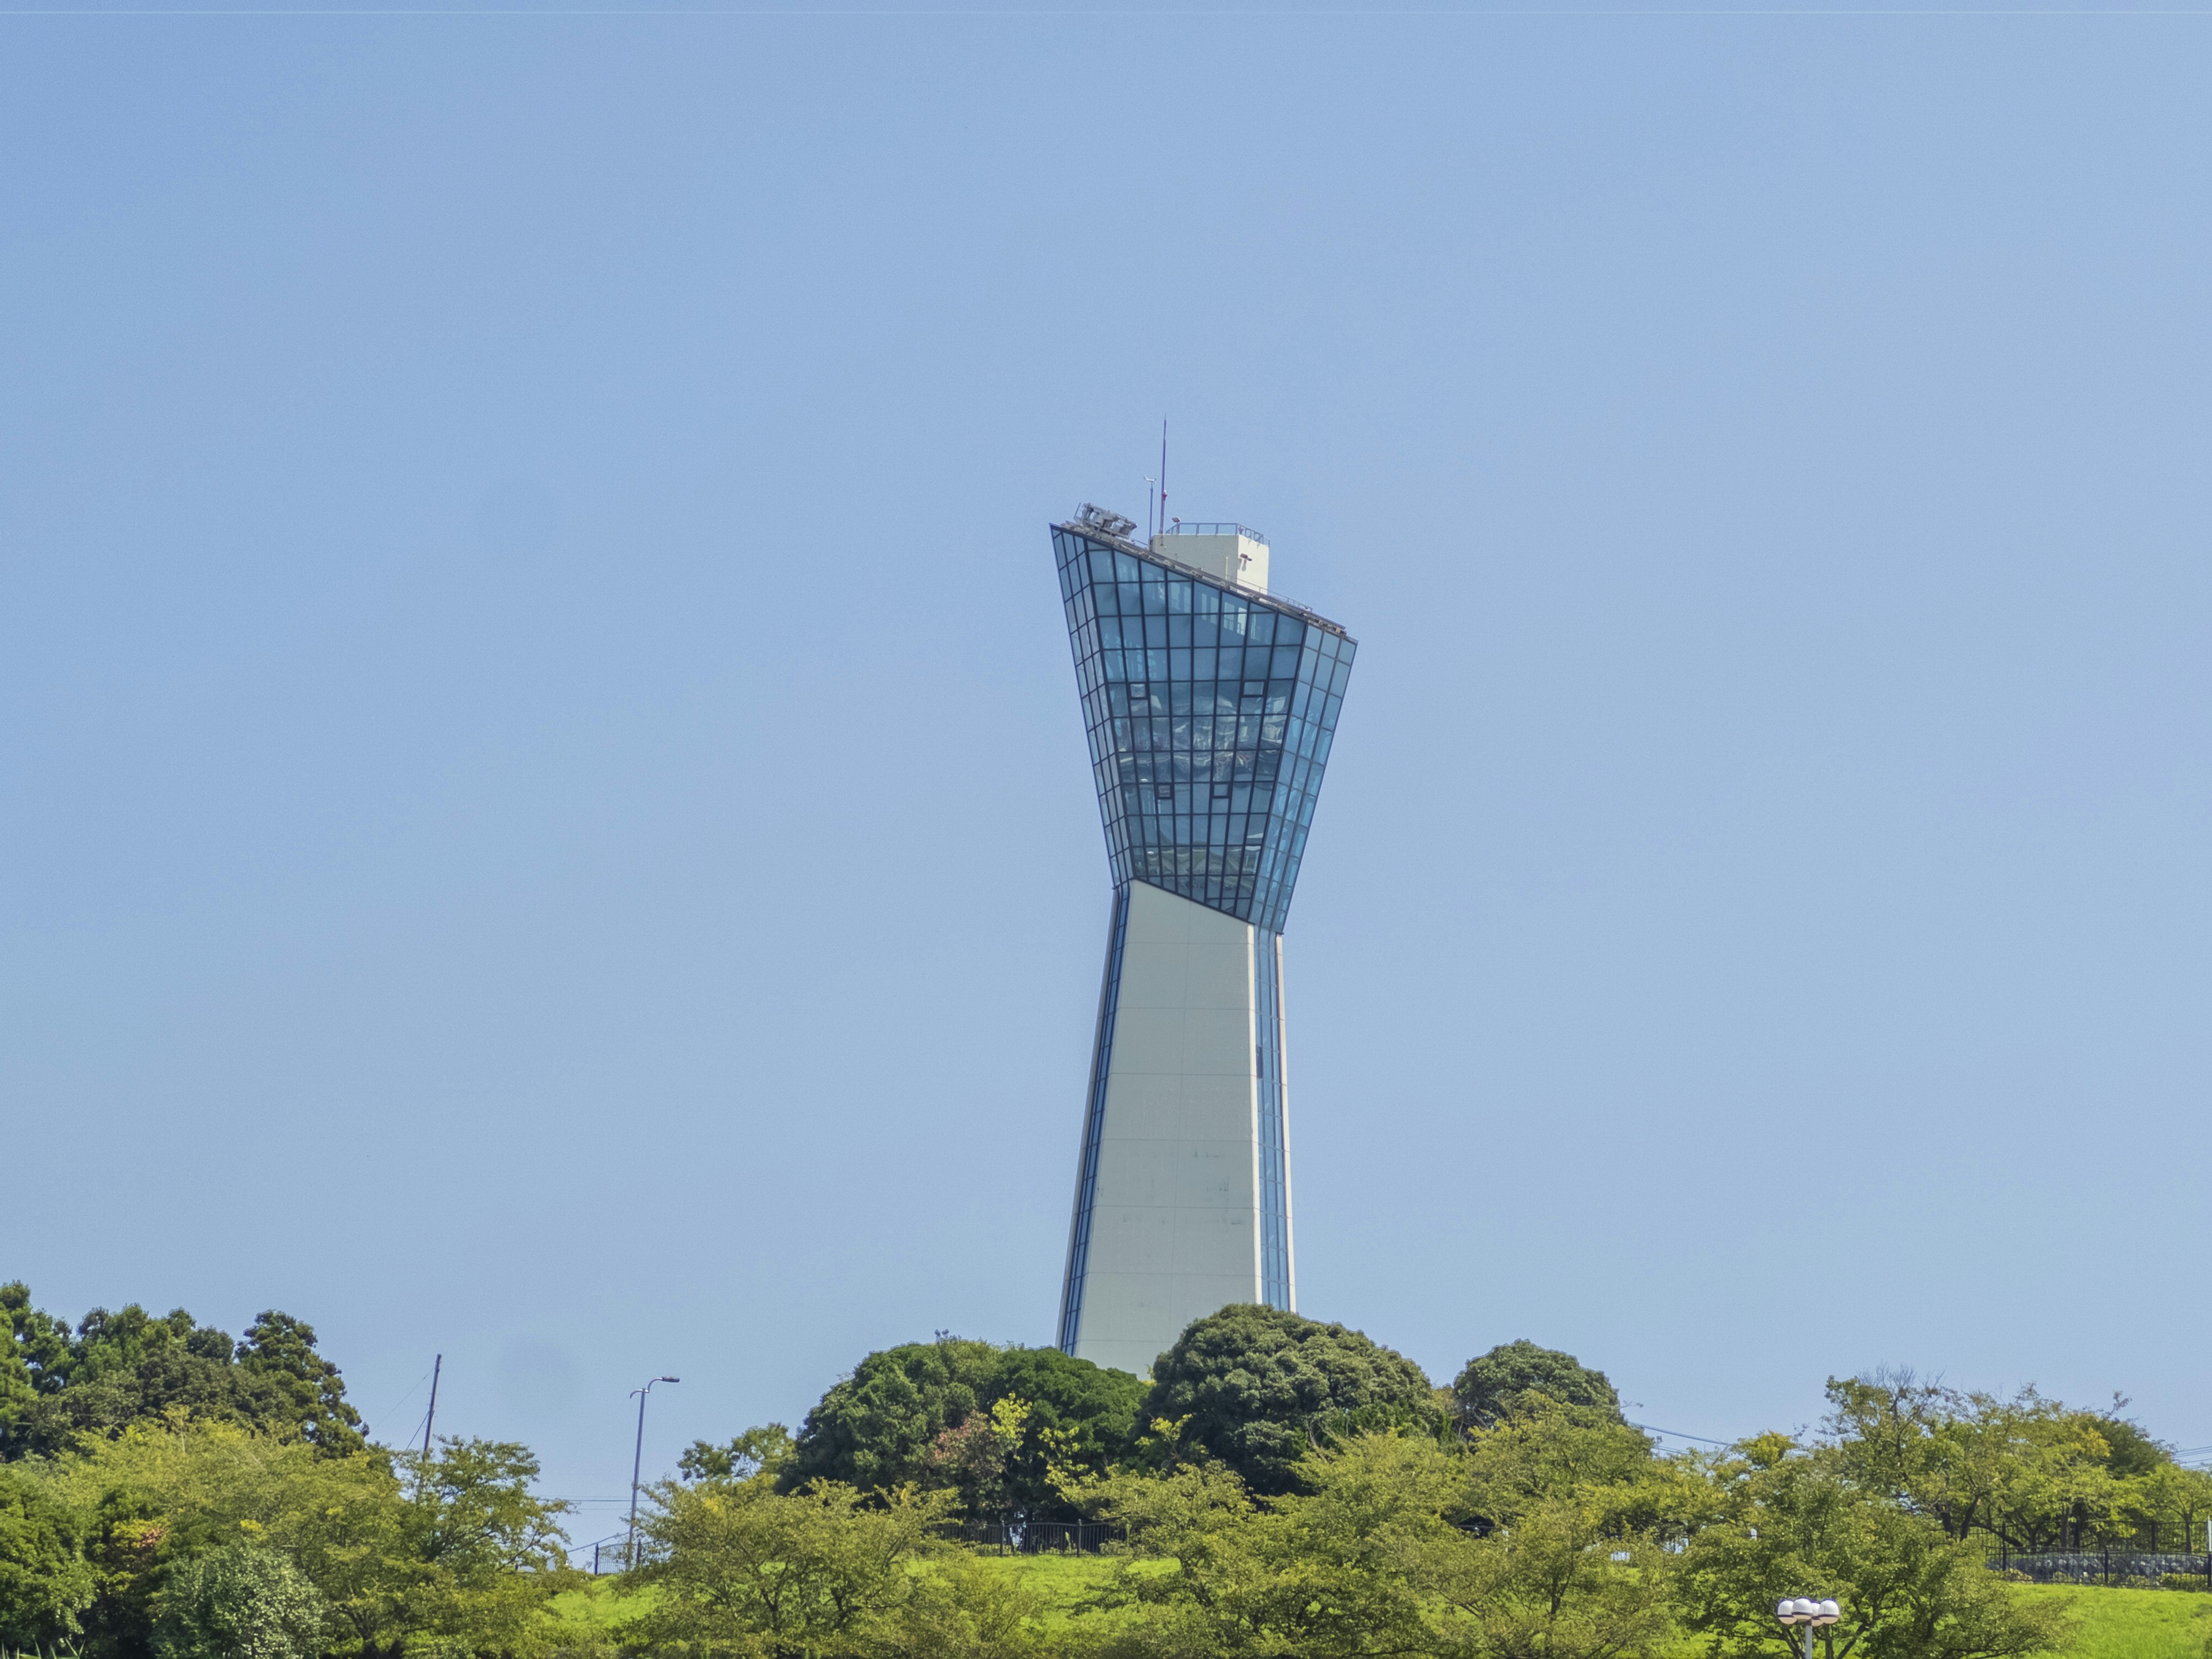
[{"xmin": 1159, "ymin": 420, "xmax": 1169, "ymax": 533}]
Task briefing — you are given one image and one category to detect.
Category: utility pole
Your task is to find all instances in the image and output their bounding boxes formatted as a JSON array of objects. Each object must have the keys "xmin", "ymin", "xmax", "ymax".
[
  {"xmin": 416, "ymin": 1354, "xmax": 442, "ymax": 1498},
  {"xmin": 626, "ymin": 1376, "xmax": 680, "ymax": 1570}
]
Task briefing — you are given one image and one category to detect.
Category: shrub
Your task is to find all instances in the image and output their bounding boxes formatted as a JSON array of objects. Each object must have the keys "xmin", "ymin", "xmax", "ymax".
[{"xmin": 151, "ymin": 1544, "xmax": 325, "ymax": 1659}]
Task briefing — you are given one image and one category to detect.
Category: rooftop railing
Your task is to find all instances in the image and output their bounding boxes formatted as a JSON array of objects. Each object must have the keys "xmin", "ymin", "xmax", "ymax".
[{"xmin": 1160, "ymin": 520, "xmax": 1268, "ymax": 546}]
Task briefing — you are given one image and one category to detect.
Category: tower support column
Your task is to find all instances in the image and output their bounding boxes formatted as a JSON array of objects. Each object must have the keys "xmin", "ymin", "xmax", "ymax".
[{"xmin": 1057, "ymin": 879, "xmax": 1291, "ymax": 1377}]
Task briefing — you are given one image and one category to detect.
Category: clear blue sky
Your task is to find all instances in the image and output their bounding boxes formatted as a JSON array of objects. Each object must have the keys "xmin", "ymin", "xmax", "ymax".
[{"xmin": 7, "ymin": 3, "xmax": 2210, "ymax": 1533}]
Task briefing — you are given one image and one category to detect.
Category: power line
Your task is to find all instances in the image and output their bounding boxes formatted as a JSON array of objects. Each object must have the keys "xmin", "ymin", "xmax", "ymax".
[
  {"xmin": 363, "ymin": 1363, "xmax": 434, "ymax": 1442},
  {"xmin": 1630, "ymin": 1421, "xmax": 1736, "ymax": 1448}
]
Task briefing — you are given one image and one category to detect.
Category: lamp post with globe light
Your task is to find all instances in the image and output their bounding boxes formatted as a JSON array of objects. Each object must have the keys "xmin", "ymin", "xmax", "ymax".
[{"xmin": 1776, "ymin": 1597, "xmax": 1840, "ymax": 1659}]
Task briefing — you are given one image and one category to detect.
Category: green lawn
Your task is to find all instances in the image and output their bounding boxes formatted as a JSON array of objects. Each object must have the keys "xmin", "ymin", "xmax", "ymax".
[
  {"xmin": 963, "ymin": 1549, "xmax": 1122, "ymax": 1593},
  {"xmin": 546, "ymin": 1574, "xmax": 645, "ymax": 1637},
  {"xmin": 958, "ymin": 1547, "xmax": 1166, "ymax": 1635},
  {"xmin": 2021, "ymin": 1585, "xmax": 2212, "ymax": 1659},
  {"xmin": 550, "ymin": 1558, "xmax": 2212, "ymax": 1655},
  {"xmin": 952, "ymin": 1558, "xmax": 2212, "ymax": 1655},
  {"xmin": 547, "ymin": 1549, "xmax": 1137, "ymax": 1639}
]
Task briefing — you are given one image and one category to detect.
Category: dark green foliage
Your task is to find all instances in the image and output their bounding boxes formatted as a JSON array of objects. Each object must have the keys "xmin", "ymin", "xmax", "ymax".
[
  {"xmin": 151, "ymin": 1543, "xmax": 327, "ymax": 1659},
  {"xmin": 2089, "ymin": 1414, "xmax": 2168, "ymax": 1477},
  {"xmin": 0, "ymin": 1286, "xmax": 361, "ymax": 1461},
  {"xmin": 0, "ymin": 1461, "xmax": 97, "ymax": 1648},
  {"xmin": 233, "ymin": 1314, "xmax": 366, "ymax": 1457},
  {"xmin": 782, "ymin": 1339, "xmax": 1145, "ymax": 1520},
  {"xmin": 1453, "ymin": 1338, "xmax": 1623, "ymax": 1428},
  {"xmin": 1140, "ymin": 1305, "xmax": 1435, "ymax": 1496},
  {"xmin": 1, "ymin": 1287, "xmax": 71, "ymax": 1432},
  {"xmin": 986, "ymin": 1346, "xmax": 1145, "ymax": 1514},
  {"xmin": 785, "ymin": 1337, "xmax": 1001, "ymax": 1493}
]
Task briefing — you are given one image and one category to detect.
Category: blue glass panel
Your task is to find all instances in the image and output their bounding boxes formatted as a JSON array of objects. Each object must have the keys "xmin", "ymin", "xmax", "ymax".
[{"xmin": 1051, "ymin": 522, "xmax": 1355, "ymax": 934}]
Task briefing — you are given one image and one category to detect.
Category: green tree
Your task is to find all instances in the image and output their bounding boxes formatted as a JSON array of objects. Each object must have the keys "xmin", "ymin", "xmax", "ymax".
[
  {"xmin": 981, "ymin": 1347, "xmax": 1144, "ymax": 1519},
  {"xmin": 2116, "ymin": 1456, "xmax": 2212, "ymax": 1552},
  {"xmin": 1092, "ymin": 1439, "xmax": 1442, "ymax": 1657},
  {"xmin": 389, "ymin": 1436, "xmax": 576, "ymax": 1655},
  {"xmin": 1, "ymin": 1285, "xmax": 74, "ymax": 1461},
  {"xmin": 1139, "ymin": 1306, "xmax": 1436, "ymax": 1497},
  {"xmin": 233, "ymin": 1315, "xmax": 365, "ymax": 1458},
  {"xmin": 49, "ymin": 1418, "xmax": 573, "ymax": 1659},
  {"xmin": 1453, "ymin": 1342, "xmax": 1623, "ymax": 1431},
  {"xmin": 0, "ymin": 1460, "xmax": 98, "ymax": 1649},
  {"xmin": 681, "ymin": 1426, "xmax": 796, "ymax": 1484},
  {"xmin": 784, "ymin": 1339, "xmax": 1001, "ymax": 1494},
  {"xmin": 1419, "ymin": 1496, "xmax": 1674, "ymax": 1659},
  {"xmin": 1091, "ymin": 1423, "xmax": 1679, "ymax": 1659},
  {"xmin": 0, "ymin": 1286, "xmax": 363, "ymax": 1462},
  {"xmin": 2084, "ymin": 1412, "xmax": 2168, "ymax": 1479},
  {"xmin": 1823, "ymin": 1371, "xmax": 2121, "ymax": 1549},
  {"xmin": 51, "ymin": 1416, "xmax": 397, "ymax": 1658},
  {"xmin": 1674, "ymin": 1434, "xmax": 2072, "ymax": 1659},
  {"xmin": 8, "ymin": 1300, "xmax": 244, "ymax": 1460},
  {"xmin": 624, "ymin": 1476, "xmax": 948, "ymax": 1658},
  {"xmin": 152, "ymin": 1543, "xmax": 327, "ymax": 1659},
  {"xmin": 780, "ymin": 1340, "xmax": 1141, "ymax": 1518},
  {"xmin": 886, "ymin": 1552, "xmax": 1047, "ymax": 1659},
  {"xmin": 918, "ymin": 1400, "xmax": 1025, "ymax": 1527},
  {"xmin": 1430, "ymin": 1402, "xmax": 1681, "ymax": 1659}
]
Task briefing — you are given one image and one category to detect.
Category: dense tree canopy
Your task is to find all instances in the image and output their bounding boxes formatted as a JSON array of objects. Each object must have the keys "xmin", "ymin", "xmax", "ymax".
[
  {"xmin": 984, "ymin": 1344, "xmax": 1146, "ymax": 1516},
  {"xmin": 1452, "ymin": 1338, "xmax": 1624, "ymax": 1429},
  {"xmin": 7, "ymin": 1286, "xmax": 2197, "ymax": 1659},
  {"xmin": 1823, "ymin": 1368, "xmax": 2212, "ymax": 1553},
  {"xmin": 1073, "ymin": 1403, "xmax": 1685, "ymax": 1658},
  {"xmin": 1139, "ymin": 1305, "xmax": 1438, "ymax": 1496},
  {"xmin": 785, "ymin": 1338, "xmax": 1002, "ymax": 1494},
  {"xmin": 1676, "ymin": 1431, "xmax": 2074, "ymax": 1659},
  {"xmin": 779, "ymin": 1338, "xmax": 1143, "ymax": 1522},
  {"xmin": 1, "ymin": 1285, "xmax": 363, "ymax": 1461},
  {"xmin": 0, "ymin": 1461, "xmax": 96, "ymax": 1649},
  {"xmin": 14, "ymin": 1419, "xmax": 572, "ymax": 1659}
]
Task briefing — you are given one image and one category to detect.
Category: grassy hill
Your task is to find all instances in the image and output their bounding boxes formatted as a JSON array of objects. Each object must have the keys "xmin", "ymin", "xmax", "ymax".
[
  {"xmin": 555, "ymin": 1559, "xmax": 2212, "ymax": 1656},
  {"xmin": 2016, "ymin": 1584, "xmax": 2211, "ymax": 1659}
]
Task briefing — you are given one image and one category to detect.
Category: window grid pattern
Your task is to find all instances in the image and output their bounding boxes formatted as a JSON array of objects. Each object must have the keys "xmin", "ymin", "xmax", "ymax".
[
  {"xmin": 1051, "ymin": 526, "xmax": 1357, "ymax": 937},
  {"xmin": 1256, "ymin": 933, "xmax": 1291, "ymax": 1309},
  {"xmin": 1056, "ymin": 884, "xmax": 1130, "ymax": 1354}
]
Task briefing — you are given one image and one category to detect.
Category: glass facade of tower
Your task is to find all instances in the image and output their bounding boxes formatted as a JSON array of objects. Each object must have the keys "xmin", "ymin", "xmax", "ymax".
[
  {"xmin": 1050, "ymin": 525, "xmax": 1356, "ymax": 936},
  {"xmin": 1052, "ymin": 520, "xmax": 1354, "ymax": 1350}
]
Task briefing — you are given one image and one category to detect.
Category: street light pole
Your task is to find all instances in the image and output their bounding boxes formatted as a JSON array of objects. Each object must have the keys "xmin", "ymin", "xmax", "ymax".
[
  {"xmin": 1775, "ymin": 1596, "xmax": 1840, "ymax": 1659},
  {"xmin": 626, "ymin": 1376, "xmax": 680, "ymax": 1570}
]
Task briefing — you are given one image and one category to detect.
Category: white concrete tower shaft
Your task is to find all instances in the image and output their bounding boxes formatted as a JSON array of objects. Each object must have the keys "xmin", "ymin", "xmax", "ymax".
[{"xmin": 1060, "ymin": 880, "xmax": 1292, "ymax": 1378}]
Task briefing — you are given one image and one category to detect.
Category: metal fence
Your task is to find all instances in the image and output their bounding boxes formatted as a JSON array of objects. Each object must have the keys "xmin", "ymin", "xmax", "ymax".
[
  {"xmin": 957, "ymin": 1520, "xmax": 1124, "ymax": 1556},
  {"xmin": 1972, "ymin": 1522, "xmax": 2212, "ymax": 1587}
]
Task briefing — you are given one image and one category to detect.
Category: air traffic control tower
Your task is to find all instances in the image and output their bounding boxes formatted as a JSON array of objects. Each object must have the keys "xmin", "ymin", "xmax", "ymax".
[{"xmin": 1050, "ymin": 504, "xmax": 1357, "ymax": 1377}]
